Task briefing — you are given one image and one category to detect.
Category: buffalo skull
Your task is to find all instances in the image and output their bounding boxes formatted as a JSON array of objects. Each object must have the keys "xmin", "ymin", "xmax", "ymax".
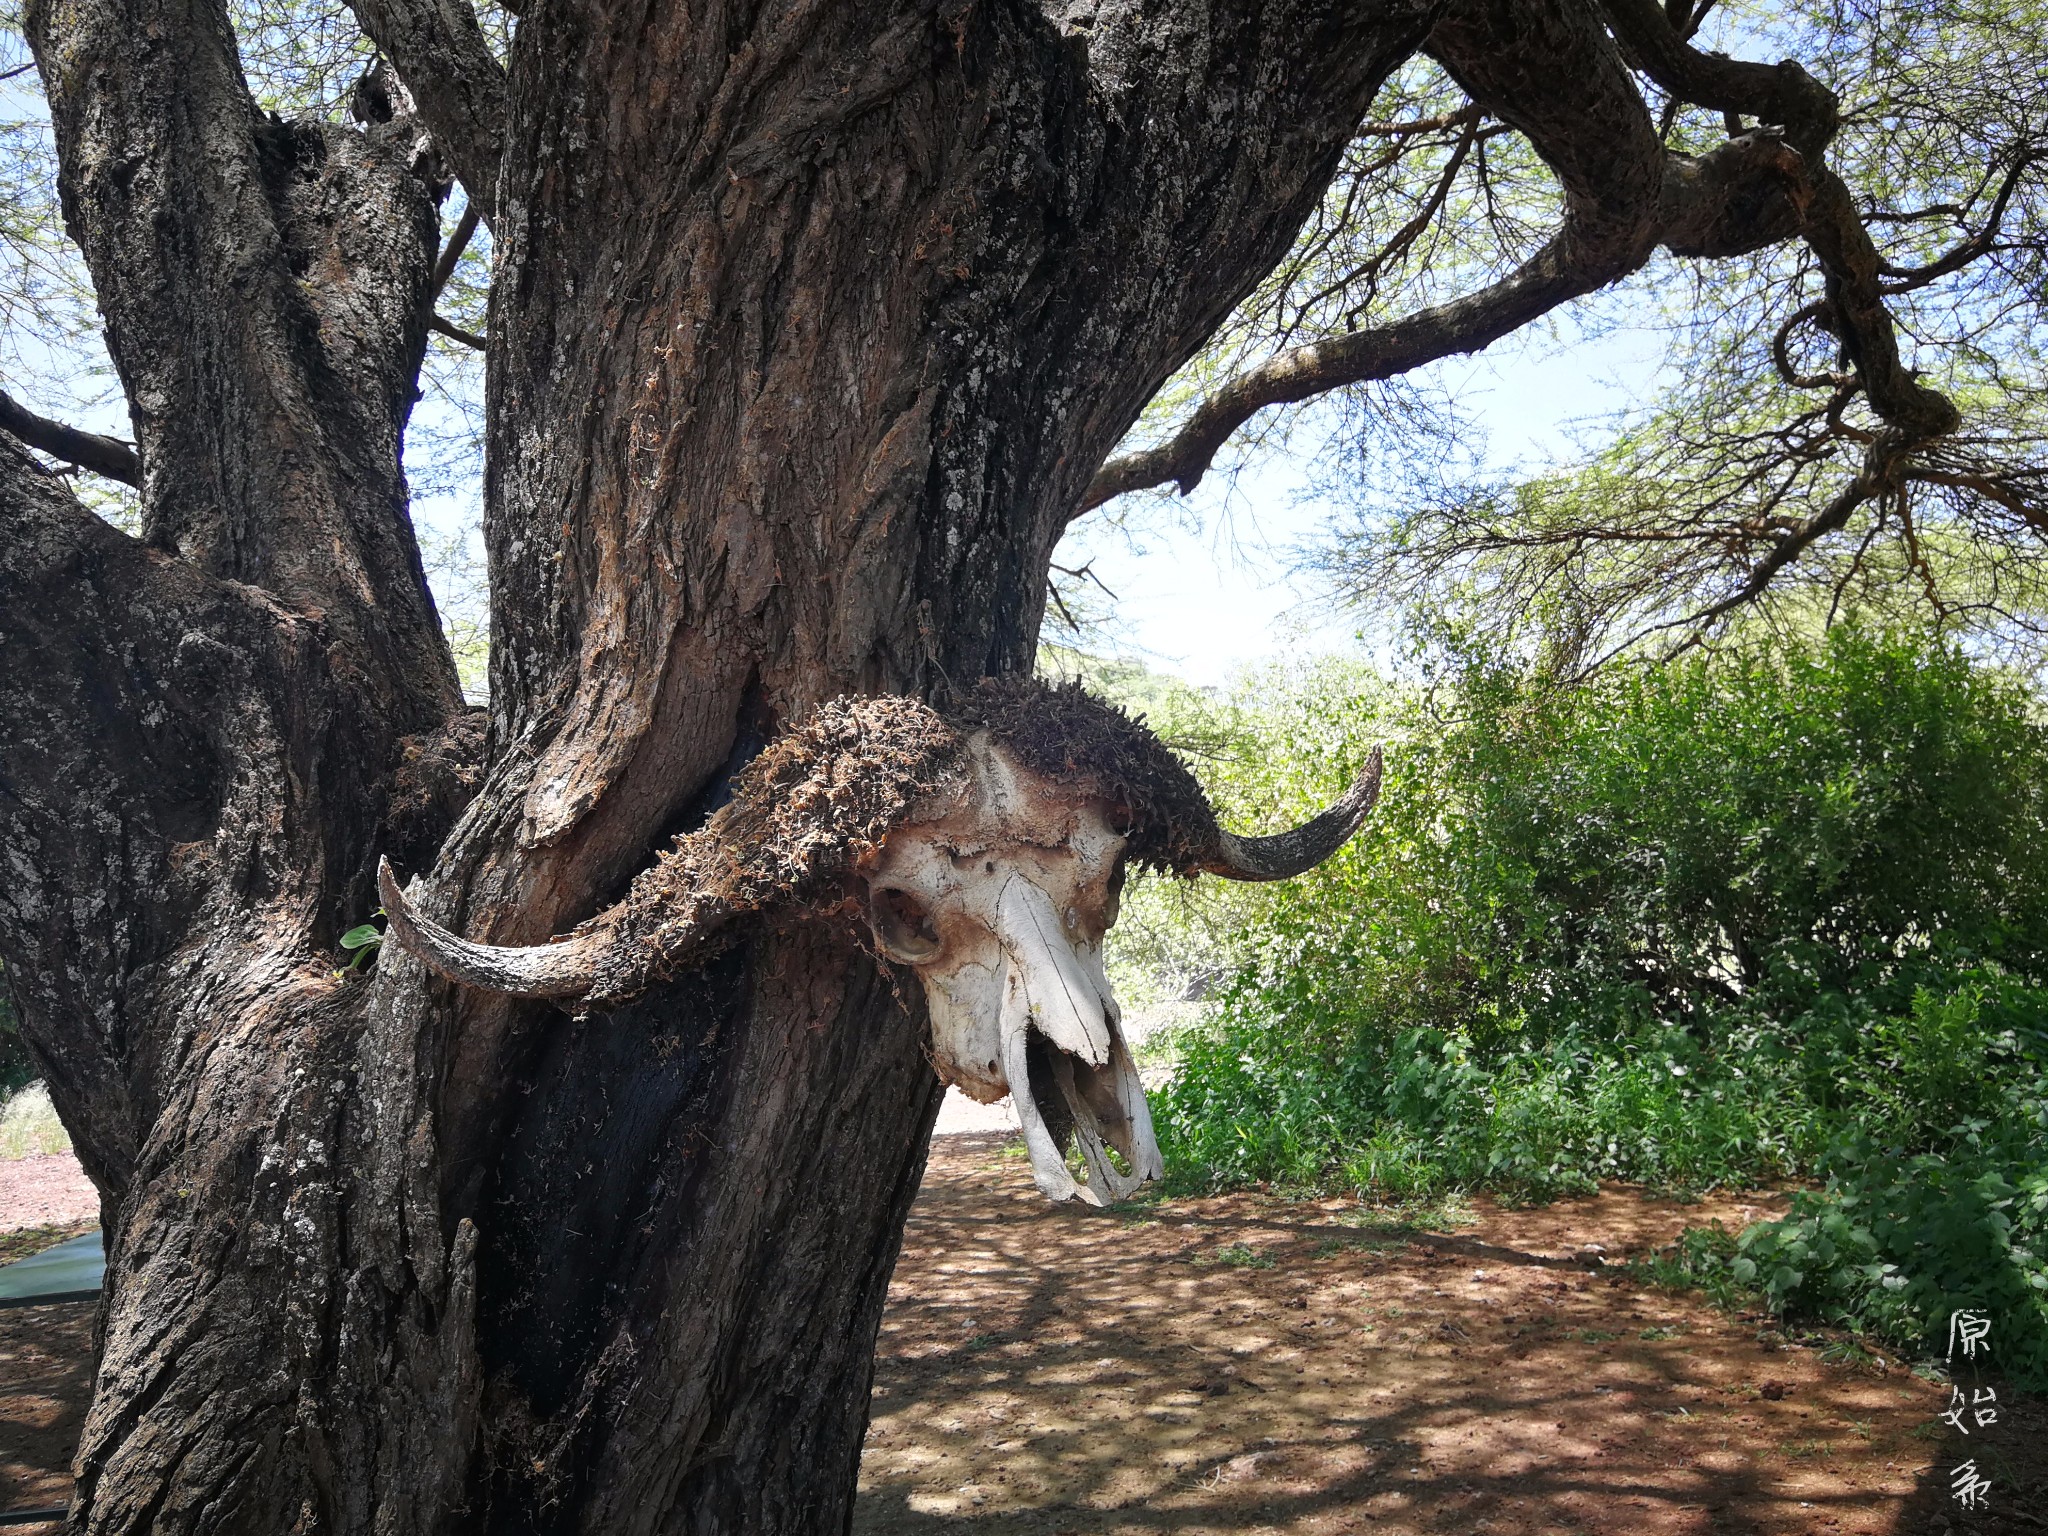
[{"xmin": 377, "ymin": 683, "xmax": 1381, "ymax": 1205}]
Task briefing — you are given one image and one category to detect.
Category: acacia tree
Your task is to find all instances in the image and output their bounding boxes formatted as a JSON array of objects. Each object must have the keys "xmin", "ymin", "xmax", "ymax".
[
  {"xmin": 0, "ymin": 0, "xmax": 1992, "ymax": 1529},
  {"xmin": 1284, "ymin": 0, "xmax": 2046, "ymax": 665}
]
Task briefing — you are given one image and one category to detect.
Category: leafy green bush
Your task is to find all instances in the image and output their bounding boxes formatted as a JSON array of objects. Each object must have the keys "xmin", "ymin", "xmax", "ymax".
[
  {"xmin": 1155, "ymin": 1014, "xmax": 1821, "ymax": 1201},
  {"xmin": 1732, "ymin": 1130, "xmax": 2048, "ymax": 1385},
  {"xmin": 1117, "ymin": 625, "xmax": 2048, "ymax": 1381},
  {"xmin": 1717, "ymin": 978, "xmax": 2048, "ymax": 1384}
]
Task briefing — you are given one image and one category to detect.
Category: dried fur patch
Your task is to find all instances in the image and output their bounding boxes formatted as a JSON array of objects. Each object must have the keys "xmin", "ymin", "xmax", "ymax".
[
  {"xmin": 952, "ymin": 677, "xmax": 1221, "ymax": 875},
  {"xmin": 580, "ymin": 696, "xmax": 965, "ymax": 1005},
  {"xmin": 575, "ymin": 681, "xmax": 1218, "ymax": 1007}
]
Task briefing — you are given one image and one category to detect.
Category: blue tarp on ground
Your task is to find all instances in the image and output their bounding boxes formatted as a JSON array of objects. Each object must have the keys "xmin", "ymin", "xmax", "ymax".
[{"xmin": 0, "ymin": 1230, "xmax": 103, "ymax": 1302}]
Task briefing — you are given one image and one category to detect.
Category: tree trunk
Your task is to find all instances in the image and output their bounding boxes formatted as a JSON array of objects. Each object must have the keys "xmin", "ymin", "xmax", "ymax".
[{"xmin": 2, "ymin": 1, "xmax": 1436, "ymax": 1530}]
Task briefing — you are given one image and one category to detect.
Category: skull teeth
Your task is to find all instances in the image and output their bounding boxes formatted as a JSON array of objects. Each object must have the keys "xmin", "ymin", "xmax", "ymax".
[{"xmin": 1000, "ymin": 971, "xmax": 1161, "ymax": 1205}]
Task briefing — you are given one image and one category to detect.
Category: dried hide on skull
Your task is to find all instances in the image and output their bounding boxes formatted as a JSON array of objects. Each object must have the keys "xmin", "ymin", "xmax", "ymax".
[{"xmin": 378, "ymin": 679, "xmax": 1381, "ymax": 1205}]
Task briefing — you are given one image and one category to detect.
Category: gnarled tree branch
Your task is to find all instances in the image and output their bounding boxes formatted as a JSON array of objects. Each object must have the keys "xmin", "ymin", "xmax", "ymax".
[
  {"xmin": 1080, "ymin": 248, "xmax": 1626, "ymax": 511},
  {"xmin": 1800, "ymin": 169, "xmax": 1961, "ymax": 441},
  {"xmin": 0, "ymin": 387, "xmax": 139, "ymax": 484},
  {"xmin": 1085, "ymin": 0, "xmax": 1963, "ymax": 517},
  {"xmin": 1083, "ymin": 0, "xmax": 1812, "ymax": 512},
  {"xmin": 1596, "ymin": 0, "xmax": 1837, "ymax": 155},
  {"xmin": 430, "ymin": 311, "xmax": 487, "ymax": 349},
  {"xmin": 431, "ymin": 196, "xmax": 482, "ymax": 298},
  {"xmin": 345, "ymin": 0, "xmax": 507, "ymax": 219},
  {"xmin": 26, "ymin": 0, "xmax": 460, "ymax": 726}
]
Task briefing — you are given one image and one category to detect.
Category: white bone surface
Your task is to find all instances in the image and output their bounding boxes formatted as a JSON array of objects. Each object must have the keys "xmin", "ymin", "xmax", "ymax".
[{"xmin": 864, "ymin": 737, "xmax": 1160, "ymax": 1204}]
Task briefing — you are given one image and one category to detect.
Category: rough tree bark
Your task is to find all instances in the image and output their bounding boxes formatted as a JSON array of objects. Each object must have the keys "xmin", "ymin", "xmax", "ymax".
[
  {"xmin": 0, "ymin": 0, "xmax": 1952, "ymax": 1531},
  {"xmin": 4, "ymin": 0, "xmax": 1434, "ymax": 1529}
]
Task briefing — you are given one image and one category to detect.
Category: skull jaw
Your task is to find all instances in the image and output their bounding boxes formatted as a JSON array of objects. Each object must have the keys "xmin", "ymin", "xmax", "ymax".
[
  {"xmin": 998, "ymin": 980, "xmax": 1164, "ymax": 1208},
  {"xmin": 920, "ymin": 963, "xmax": 1164, "ymax": 1206},
  {"xmin": 1048, "ymin": 1031, "xmax": 1165, "ymax": 1205},
  {"xmin": 911, "ymin": 867, "xmax": 1163, "ymax": 1205}
]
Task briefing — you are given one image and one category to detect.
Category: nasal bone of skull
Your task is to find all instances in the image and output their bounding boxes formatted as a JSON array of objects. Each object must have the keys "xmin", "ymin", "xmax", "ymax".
[{"xmin": 994, "ymin": 876, "xmax": 1112, "ymax": 1065}]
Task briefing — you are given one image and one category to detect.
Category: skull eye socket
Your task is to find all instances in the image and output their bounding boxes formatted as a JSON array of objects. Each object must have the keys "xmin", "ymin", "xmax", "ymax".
[{"xmin": 869, "ymin": 885, "xmax": 943, "ymax": 963}]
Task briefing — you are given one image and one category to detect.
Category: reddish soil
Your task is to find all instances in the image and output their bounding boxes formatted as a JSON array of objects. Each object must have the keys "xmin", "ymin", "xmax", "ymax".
[
  {"xmin": 0, "ymin": 1155, "xmax": 99, "ymax": 1234},
  {"xmin": 856, "ymin": 1135, "xmax": 2045, "ymax": 1536},
  {"xmin": 4, "ymin": 1138, "xmax": 2043, "ymax": 1531}
]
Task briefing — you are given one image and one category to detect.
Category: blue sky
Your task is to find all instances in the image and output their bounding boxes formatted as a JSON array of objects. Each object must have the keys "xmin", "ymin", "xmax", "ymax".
[
  {"xmin": 8, "ymin": 44, "xmax": 1675, "ymax": 689},
  {"xmin": 1054, "ymin": 321, "xmax": 1668, "ymax": 687},
  {"xmin": 2, "ymin": 82, "xmax": 1670, "ymax": 699},
  {"xmin": 23, "ymin": 313, "xmax": 1671, "ymax": 693}
]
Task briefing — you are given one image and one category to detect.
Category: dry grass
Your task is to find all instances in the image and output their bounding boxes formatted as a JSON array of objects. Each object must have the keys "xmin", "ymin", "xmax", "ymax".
[{"xmin": 0, "ymin": 1083, "xmax": 71, "ymax": 1161}]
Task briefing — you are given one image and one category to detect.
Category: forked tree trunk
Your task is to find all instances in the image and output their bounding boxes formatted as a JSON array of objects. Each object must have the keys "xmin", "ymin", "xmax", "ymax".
[{"xmin": 1, "ymin": 1, "xmax": 1439, "ymax": 1530}]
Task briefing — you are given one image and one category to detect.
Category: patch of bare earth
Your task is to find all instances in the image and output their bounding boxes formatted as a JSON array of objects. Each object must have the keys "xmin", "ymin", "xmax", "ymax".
[
  {"xmin": 1, "ymin": 1206, "xmax": 97, "ymax": 1527},
  {"xmin": 857, "ymin": 1135, "xmax": 2045, "ymax": 1536},
  {"xmin": 0, "ymin": 1297, "xmax": 92, "ymax": 1526},
  {"xmin": 0, "ymin": 1154, "xmax": 99, "ymax": 1235},
  {"xmin": 3, "ymin": 1141, "xmax": 2043, "ymax": 1529}
]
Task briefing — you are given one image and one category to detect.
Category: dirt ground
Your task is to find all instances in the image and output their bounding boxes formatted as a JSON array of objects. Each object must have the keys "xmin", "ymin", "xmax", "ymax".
[
  {"xmin": 856, "ymin": 1135, "xmax": 2044, "ymax": 1536},
  {"xmin": 0, "ymin": 1293, "xmax": 92, "ymax": 1523},
  {"xmin": 0, "ymin": 1143, "xmax": 100, "ymax": 1525},
  {"xmin": 0, "ymin": 1156, "xmax": 97, "ymax": 1235},
  {"xmin": 4, "ymin": 1139, "xmax": 2043, "ymax": 1531}
]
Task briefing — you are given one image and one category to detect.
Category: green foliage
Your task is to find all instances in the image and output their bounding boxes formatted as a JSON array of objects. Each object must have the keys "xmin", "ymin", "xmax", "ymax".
[
  {"xmin": 1158, "ymin": 1016, "xmax": 1820, "ymax": 1201},
  {"xmin": 334, "ymin": 914, "xmax": 385, "ymax": 977},
  {"xmin": 1731, "ymin": 1132, "xmax": 2048, "ymax": 1383},
  {"xmin": 0, "ymin": 1080, "xmax": 69, "ymax": 1159},
  {"xmin": 1195, "ymin": 1242, "xmax": 1276, "ymax": 1270},
  {"xmin": 1129, "ymin": 625, "xmax": 2048, "ymax": 1383}
]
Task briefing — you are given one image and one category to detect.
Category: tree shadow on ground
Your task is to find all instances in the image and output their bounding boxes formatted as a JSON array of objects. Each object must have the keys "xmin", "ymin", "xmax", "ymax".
[
  {"xmin": 0, "ymin": 1296, "xmax": 92, "ymax": 1526},
  {"xmin": 1891, "ymin": 1381, "xmax": 2046, "ymax": 1536},
  {"xmin": 856, "ymin": 1135, "xmax": 1961, "ymax": 1536}
]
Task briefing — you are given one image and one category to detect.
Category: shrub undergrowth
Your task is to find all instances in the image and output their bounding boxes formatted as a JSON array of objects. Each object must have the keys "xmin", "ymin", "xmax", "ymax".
[{"xmin": 1089, "ymin": 626, "xmax": 2048, "ymax": 1385}]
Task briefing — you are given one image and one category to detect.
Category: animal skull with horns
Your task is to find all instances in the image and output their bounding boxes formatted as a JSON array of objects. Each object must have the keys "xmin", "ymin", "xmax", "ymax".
[{"xmin": 379, "ymin": 680, "xmax": 1381, "ymax": 1205}]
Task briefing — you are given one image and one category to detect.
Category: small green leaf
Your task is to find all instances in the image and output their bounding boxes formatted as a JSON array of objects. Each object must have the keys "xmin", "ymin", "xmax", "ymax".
[{"xmin": 340, "ymin": 923, "xmax": 384, "ymax": 950}]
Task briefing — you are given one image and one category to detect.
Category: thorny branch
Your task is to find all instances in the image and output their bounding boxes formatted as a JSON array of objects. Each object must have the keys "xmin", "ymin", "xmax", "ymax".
[
  {"xmin": 431, "ymin": 311, "xmax": 486, "ymax": 349},
  {"xmin": 431, "ymin": 199, "xmax": 481, "ymax": 299},
  {"xmin": 1044, "ymin": 561, "xmax": 1121, "ymax": 639},
  {"xmin": 1878, "ymin": 144, "xmax": 2043, "ymax": 291},
  {"xmin": 1600, "ymin": 465, "xmax": 1879, "ymax": 664}
]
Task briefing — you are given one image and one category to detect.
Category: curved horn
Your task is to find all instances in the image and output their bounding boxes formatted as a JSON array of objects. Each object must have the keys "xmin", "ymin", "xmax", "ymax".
[
  {"xmin": 377, "ymin": 858, "xmax": 605, "ymax": 998},
  {"xmin": 1196, "ymin": 746, "xmax": 1384, "ymax": 883}
]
